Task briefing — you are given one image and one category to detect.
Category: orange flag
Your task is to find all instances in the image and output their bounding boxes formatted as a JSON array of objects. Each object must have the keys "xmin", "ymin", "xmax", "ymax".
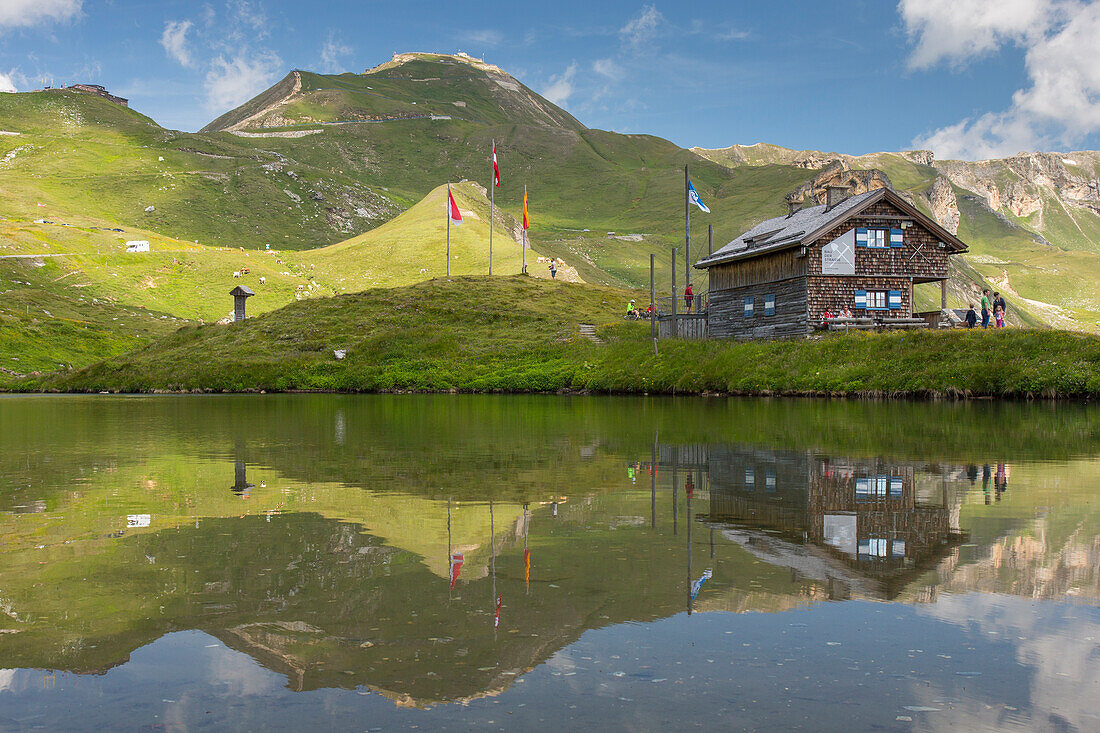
[{"xmin": 522, "ymin": 186, "xmax": 529, "ymax": 230}]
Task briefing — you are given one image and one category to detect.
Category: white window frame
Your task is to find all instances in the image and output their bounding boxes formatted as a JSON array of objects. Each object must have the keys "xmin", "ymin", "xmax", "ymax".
[
  {"xmin": 866, "ymin": 290, "xmax": 887, "ymax": 310},
  {"xmin": 867, "ymin": 229, "xmax": 888, "ymax": 248}
]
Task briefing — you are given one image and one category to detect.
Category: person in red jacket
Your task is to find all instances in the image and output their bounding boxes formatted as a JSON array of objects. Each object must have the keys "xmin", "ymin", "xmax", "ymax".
[{"xmin": 684, "ymin": 283, "xmax": 694, "ymax": 313}]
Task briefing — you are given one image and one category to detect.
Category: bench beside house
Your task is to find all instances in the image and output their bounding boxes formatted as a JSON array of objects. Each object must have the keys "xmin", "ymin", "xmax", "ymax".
[{"xmin": 694, "ymin": 186, "xmax": 968, "ymax": 339}]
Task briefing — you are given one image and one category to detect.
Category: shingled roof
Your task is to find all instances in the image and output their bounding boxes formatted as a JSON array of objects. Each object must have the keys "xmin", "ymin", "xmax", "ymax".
[{"xmin": 695, "ymin": 187, "xmax": 967, "ymax": 269}]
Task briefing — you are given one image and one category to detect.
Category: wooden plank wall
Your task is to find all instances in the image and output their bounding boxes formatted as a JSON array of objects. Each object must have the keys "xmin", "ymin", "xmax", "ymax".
[
  {"xmin": 708, "ymin": 248, "xmax": 806, "ymax": 290},
  {"xmin": 708, "ymin": 276, "xmax": 808, "ymax": 339}
]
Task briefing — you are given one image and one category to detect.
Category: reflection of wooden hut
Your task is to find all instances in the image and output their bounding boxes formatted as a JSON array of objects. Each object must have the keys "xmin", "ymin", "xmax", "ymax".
[{"xmin": 701, "ymin": 445, "xmax": 964, "ymax": 599}]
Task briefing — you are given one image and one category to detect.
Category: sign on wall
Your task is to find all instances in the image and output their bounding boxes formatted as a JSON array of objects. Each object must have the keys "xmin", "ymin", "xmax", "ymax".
[{"xmin": 822, "ymin": 228, "xmax": 855, "ymax": 275}]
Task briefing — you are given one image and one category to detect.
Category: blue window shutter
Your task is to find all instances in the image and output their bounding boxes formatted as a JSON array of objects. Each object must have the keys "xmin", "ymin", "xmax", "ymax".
[
  {"xmin": 854, "ymin": 290, "xmax": 867, "ymax": 309},
  {"xmin": 744, "ymin": 296, "xmax": 753, "ymax": 317},
  {"xmin": 888, "ymin": 290, "xmax": 902, "ymax": 309},
  {"xmin": 890, "ymin": 228, "xmax": 904, "ymax": 247},
  {"xmin": 855, "ymin": 228, "xmax": 868, "ymax": 247},
  {"xmin": 765, "ymin": 294, "xmax": 775, "ymax": 315}
]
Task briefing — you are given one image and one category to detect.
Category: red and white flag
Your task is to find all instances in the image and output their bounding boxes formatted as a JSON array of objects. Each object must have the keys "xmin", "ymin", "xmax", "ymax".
[
  {"xmin": 494, "ymin": 594, "xmax": 502, "ymax": 628},
  {"xmin": 36, "ymin": 202, "xmax": 46, "ymax": 207},
  {"xmin": 448, "ymin": 187, "xmax": 462, "ymax": 226},
  {"xmin": 492, "ymin": 144, "xmax": 500, "ymax": 188}
]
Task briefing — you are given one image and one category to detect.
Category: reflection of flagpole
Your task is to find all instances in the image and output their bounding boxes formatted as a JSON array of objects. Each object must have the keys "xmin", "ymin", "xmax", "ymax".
[
  {"xmin": 523, "ymin": 503, "xmax": 531, "ymax": 595},
  {"xmin": 447, "ymin": 497, "xmax": 452, "ymax": 600},
  {"xmin": 687, "ymin": 472, "xmax": 693, "ymax": 615},
  {"xmin": 651, "ymin": 431, "xmax": 658, "ymax": 530},
  {"xmin": 672, "ymin": 447, "xmax": 679, "ymax": 536},
  {"xmin": 490, "ymin": 500, "xmax": 497, "ymax": 633}
]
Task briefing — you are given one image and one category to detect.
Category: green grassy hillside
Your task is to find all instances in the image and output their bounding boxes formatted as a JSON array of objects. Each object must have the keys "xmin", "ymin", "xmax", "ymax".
[{"xmin": 29, "ymin": 277, "xmax": 1100, "ymax": 398}]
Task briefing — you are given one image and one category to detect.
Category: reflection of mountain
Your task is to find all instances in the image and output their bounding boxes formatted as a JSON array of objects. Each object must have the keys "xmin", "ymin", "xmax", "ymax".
[
  {"xmin": 4, "ymin": 395, "xmax": 1100, "ymax": 712},
  {"xmin": 0, "ymin": 494, "xmax": 812, "ymax": 706}
]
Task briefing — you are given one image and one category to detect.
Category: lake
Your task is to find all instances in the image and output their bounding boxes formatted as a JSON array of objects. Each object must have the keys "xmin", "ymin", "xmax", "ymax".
[{"xmin": 1, "ymin": 394, "xmax": 1098, "ymax": 731}]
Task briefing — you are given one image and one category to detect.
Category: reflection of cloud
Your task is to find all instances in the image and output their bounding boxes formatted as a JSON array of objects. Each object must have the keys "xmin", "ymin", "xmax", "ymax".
[
  {"xmin": 916, "ymin": 593, "xmax": 1100, "ymax": 732},
  {"xmin": 206, "ymin": 644, "xmax": 280, "ymax": 696},
  {"xmin": 0, "ymin": 668, "xmax": 16, "ymax": 691}
]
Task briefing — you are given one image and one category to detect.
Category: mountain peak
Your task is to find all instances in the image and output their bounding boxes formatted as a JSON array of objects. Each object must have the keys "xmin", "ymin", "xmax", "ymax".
[
  {"xmin": 202, "ymin": 51, "xmax": 582, "ymax": 134},
  {"xmin": 366, "ymin": 51, "xmax": 508, "ymax": 77}
]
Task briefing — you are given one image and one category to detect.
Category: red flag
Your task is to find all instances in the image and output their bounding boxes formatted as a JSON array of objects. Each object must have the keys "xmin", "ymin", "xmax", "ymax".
[
  {"xmin": 492, "ymin": 144, "xmax": 500, "ymax": 188},
  {"xmin": 449, "ymin": 552, "xmax": 464, "ymax": 588},
  {"xmin": 448, "ymin": 187, "xmax": 462, "ymax": 226}
]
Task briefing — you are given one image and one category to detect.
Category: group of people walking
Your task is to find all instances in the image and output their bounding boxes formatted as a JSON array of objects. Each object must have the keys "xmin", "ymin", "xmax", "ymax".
[{"xmin": 965, "ymin": 289, "xmax": 1008, "ymax": 329}]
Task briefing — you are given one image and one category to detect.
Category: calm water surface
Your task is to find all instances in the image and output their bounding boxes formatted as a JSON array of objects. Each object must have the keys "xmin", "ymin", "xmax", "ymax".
[{"xmin": 1, "ymin": 395, "xmax": 1098, "ymax": 731}]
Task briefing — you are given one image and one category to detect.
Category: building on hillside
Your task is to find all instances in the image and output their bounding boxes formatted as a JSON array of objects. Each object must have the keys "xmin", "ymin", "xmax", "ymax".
[
  {"xmin": 125, "ymin": 240, "xmax": 150, "ymax": 253},
  {"xmin": 65, "ymin": 84, "xmax": 129, "ymax": 107},
  {"xmin": 694, "ymin": 186, "xmax": 968, "ymax": 339}
]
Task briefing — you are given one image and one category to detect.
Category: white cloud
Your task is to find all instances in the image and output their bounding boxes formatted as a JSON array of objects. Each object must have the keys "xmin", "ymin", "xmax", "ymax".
[
  {"xmin": 906, "ymin": 0, "xmax": 1100, "ymax": 159},
  {"xmin": 161, "ymin": 20, "xmax": 195, "ymax": 68},
  {"xmin": 592, "ymin": 58, "xmax": 622, "ymax": 80},
  {"xmin": 0, "ymin": 0, "xmax": 80, "ymax": 30},
  {"xmin": 204, "ymin": 51, "xmax": 282, "ymax": 111},
  {"xmin": 620, "ymin": 4, "xmax": 664, "ymax": 49},
  {"xmin": 542, "ymin": 62, "xmax": 578, "ymax": 107},
  {"xmin": 320, "ymin": 33, "xmax": 352, "ymax": 74},
  {"xmin": 460, "ymin": 29, "xmax": 503, "ymax": 47},
  {"xmin": 0, "ymin": 72, "xmax": 16, "ymax": 92}
]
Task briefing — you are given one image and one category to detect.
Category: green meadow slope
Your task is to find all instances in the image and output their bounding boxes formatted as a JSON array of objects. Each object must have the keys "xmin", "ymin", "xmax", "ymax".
[{"xmin": 33, "ymin": 277, "xmax": 1100, "ymax": 398}]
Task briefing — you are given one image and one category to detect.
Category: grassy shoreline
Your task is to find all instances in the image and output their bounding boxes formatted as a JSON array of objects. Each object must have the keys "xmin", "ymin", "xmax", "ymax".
[{"xmin": 14, "ymin": 277, "xmax": 1100, "ymax": 399}]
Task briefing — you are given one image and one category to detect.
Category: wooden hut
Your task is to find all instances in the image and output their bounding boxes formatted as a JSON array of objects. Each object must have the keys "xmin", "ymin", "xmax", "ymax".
[{"xmin": 694, "ymin": 186, "xmax": 968, "ymax": 339}]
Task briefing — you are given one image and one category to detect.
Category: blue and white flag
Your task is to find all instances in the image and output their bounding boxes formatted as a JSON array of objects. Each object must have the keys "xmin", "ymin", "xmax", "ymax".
[{"xmin": 687, "ymin": 180, "xmax": 710, "ymax": 214}]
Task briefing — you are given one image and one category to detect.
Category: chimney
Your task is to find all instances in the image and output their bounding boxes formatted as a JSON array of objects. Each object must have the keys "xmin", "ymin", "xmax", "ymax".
[
  {"xmin": 786, "ymin": 199, "xmax": 802, "ymax": 218},
  {"xmin": 825, "ymin": 185, "xmax": 850, "ymax": 211}
]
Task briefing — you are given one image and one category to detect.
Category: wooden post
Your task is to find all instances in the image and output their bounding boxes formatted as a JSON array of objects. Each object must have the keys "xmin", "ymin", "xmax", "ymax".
[
  {"xmin": 650, "ymin": 253, "xmax": 656, "ymax": 340},
  {"xmin": 671, "ymin": 248, "xmax": 678, "ymax": 338}
]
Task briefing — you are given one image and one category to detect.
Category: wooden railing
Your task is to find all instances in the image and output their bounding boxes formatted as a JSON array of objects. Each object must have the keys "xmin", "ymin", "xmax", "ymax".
[{"xmin": 658, "ymin": 312, "xmax": 708, "ymax": 339}]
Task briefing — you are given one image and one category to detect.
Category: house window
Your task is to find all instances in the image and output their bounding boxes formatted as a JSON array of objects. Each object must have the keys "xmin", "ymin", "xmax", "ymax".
[
  {"xmin": 867, "ymin": 229, "xmax": 888, "ymax": 248},
  {"xmin": 866, "ymin": 291, "xmax": 887, "ymax": 309},
  {"xmin": 764, "ymin": 294, "xmax": 775, "ymax": 316},
  {"xmin": 744, "ymin": 296, "xmax": 754, "ymax": 317}
]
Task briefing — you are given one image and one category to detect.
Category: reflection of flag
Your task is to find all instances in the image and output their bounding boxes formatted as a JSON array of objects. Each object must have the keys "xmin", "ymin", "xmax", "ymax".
[
  {"xmin": 449, "ymin": 552, "xmax": 464, "ymax": 589},
  {"xmin": 494, "ymin": 594, "xmax": 502, "ymax": 627},
  {"xmin": 522, "ymin": 187, "xmax": 529, "ymax": 230},
  {"xmin": 690, "ymin": 568, "xmax": 712, "ymax": 602},
  {"xmin": 448, "ymin": 187, "xmax": 462, "ymax": 226},
  {"xmin": 523, "ymin": 548, "xmax": 530, "ymax": 584},
  {"xmin": 492, "ymin": 144, "xmax": 500, "ymax": 188},
  {"xmin": 687, "ymin": 180, "xmax": 710, "ymax": 213}
]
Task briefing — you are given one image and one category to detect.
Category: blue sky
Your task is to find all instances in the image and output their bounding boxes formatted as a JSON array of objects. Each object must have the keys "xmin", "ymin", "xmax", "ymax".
[{"xmin": 1, "ymin": 0, "xmax": 1098, "ymax": 159}]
